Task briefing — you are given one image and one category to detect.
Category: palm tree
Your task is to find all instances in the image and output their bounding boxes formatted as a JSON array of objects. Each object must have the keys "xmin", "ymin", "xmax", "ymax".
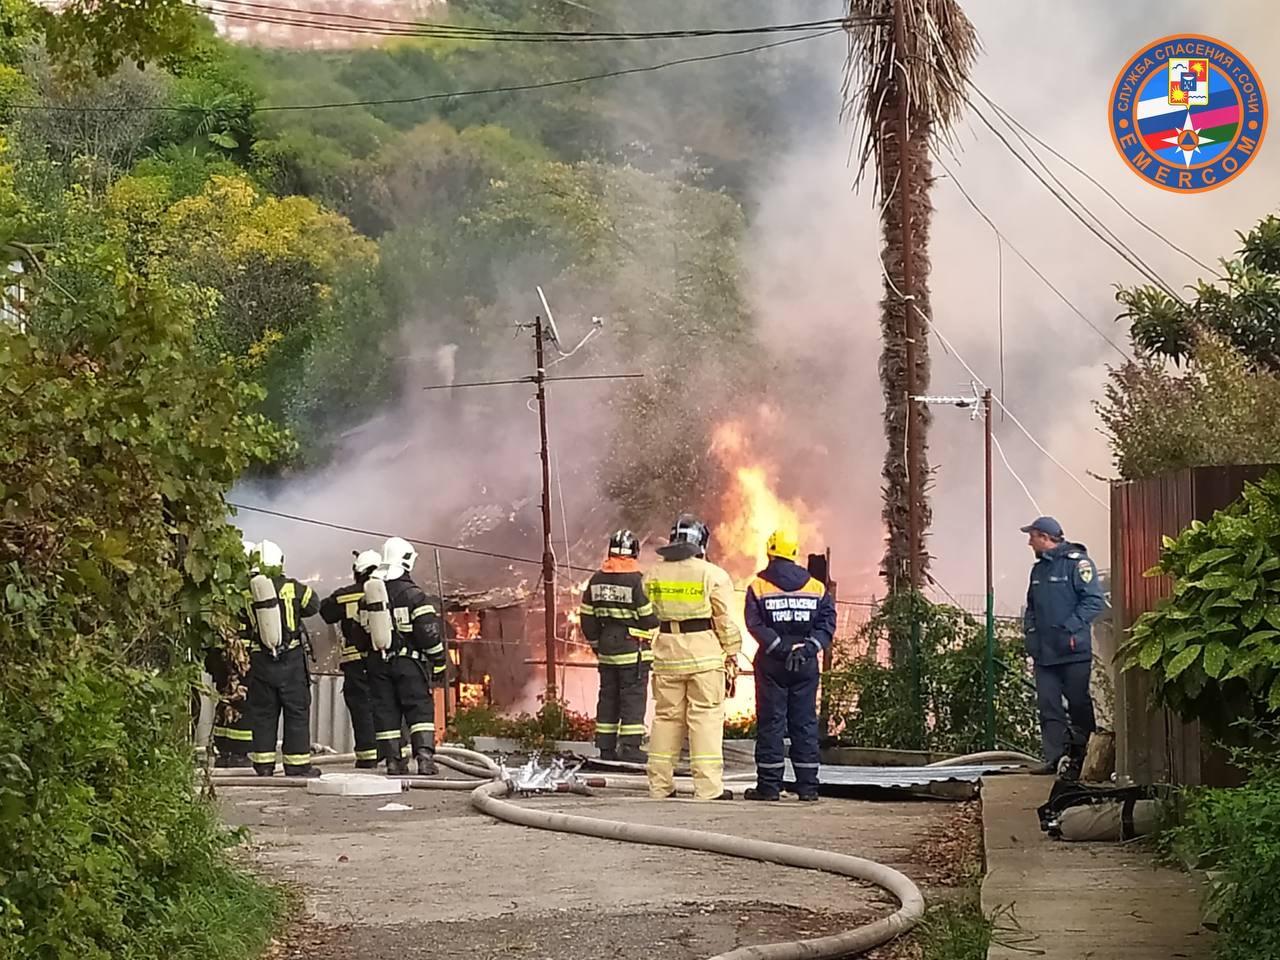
[{"xmin": 843, "ymin": 0, "xmax": 978, "ymax": 597}]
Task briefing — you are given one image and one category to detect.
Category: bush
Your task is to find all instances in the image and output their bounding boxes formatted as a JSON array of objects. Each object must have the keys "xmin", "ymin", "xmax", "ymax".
[
  {"xmin": 445, "ymin": 699, "xmax": 595, "ymax": 752},
  {"xmin": 1119, "ymin": 471, "xmax": 1280, "ymax": 737},
  {"xmin": 822, "ymin": 594, "xmax": 1040, "ymax": 755},
  {"xmin": 0, "ymin": 193, "xmax": 287, "ymax": 958},
  {"xmin": 1159, "ymin": 742, "xmax": 1280, "ymax": 960}
]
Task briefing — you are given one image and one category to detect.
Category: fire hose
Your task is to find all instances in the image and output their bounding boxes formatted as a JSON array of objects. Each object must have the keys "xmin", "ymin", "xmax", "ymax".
[{"xmin": 214, "ymin": 747, "xmax": 928, "ymax": 958}]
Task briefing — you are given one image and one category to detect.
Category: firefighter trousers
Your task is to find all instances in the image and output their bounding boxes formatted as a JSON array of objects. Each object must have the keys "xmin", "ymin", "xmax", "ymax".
[
  {"xmin": 207, "ymin": 648, "xmax": 252, "ymax": 759},
  {"xmin": 246, "ymin": 647, "xmax": 312, "ymax": 773},
  {"xmin": 755, "ymin": 660, "xmax": 820, "ymax": 796},
  {"xmin": 647, "ymin": 668, "xmax": 725, "ymax": 800},
  {"xmin": 341, "ymin": 660, "xmax": 379, "ymax": 762},
  {"xmin": 596, "ymin": 662, "xmax": 650, "ymax": 754},
  {"xmin": 369, "ymin": 655, "xmax": 435, "ymax": 760}
]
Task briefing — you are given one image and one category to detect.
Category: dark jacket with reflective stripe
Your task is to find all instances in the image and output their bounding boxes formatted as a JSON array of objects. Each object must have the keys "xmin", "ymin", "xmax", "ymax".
[
  {"xmin": 1024, "ymin": 541, "xmax": 1106, "ymax": 667},
  {"xmin": 247, "ymin": 575, "xmax": 319, "ymax": 654},
  {"xmin": 319, "ymin": 581, "xmax": 371, "ymax": 665},
  {"xmin": 579, "ymin": 557, "xmax": 660, "ymax": 666},
  {"xmin": 744, "ymin": 557, "xmax": 836, "ymax": 668},
  {"xmin": 384, "ymin": 574, "xmax": 447, "ymax": 677}
]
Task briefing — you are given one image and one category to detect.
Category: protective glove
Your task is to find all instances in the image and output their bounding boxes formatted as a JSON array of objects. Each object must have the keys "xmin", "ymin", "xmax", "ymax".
[
  {"xmin": 785, "ymin": 644, "xmax": 807, "ymax": 673},
  {"xmin": 724, "ymin": 656, "xmax": 739, "ymax": 697}
]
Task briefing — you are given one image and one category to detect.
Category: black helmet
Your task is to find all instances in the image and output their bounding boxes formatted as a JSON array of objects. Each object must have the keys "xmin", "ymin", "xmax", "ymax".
[
  {"xmin": 669, "ymin": 514, "xmax": 710, "ymax": 554},
  {"xmin": 608, "ymin": 529, "xmax": 640, "ymax": 558}
]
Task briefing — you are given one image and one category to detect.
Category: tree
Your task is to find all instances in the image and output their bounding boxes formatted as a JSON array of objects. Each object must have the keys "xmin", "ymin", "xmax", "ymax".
[
  {"xmin": 843, "ymin": 0, "xmax": 979, "ymax": 593},
  {"xmin": 35, "ymin": 0, "xmax": 202, "ymax": 79},
  {"xmin": 1119, "ymin": 213, "xmax": 1280, "ymax": 372},
  {"xmin": 1098, "ymin": 334, "xmax": 1280, "ymax": 480},
  {"xmin": 1101, "ymin": 211, "xmax": 1280, "ymax": 479},
  {"xmin": 0, "ymin": 140, "xmax": 288, "ymax": 957}
]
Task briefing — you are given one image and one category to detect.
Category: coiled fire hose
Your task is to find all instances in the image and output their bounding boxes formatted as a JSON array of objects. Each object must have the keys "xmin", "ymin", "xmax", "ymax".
[{"xmin": 212, "ymin": 745, "xmax": 935, "ymax": 959}]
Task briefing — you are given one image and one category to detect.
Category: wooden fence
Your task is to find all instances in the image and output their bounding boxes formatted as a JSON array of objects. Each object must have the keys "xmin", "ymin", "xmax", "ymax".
[{"xmin": 1111, "ymin": 465, "xmax": 1280, "ymax": 786}]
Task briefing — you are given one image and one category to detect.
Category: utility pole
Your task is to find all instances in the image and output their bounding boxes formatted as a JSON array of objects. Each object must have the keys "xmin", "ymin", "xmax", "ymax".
[
  {"xmin": 534, "ymin": 314, "xmax": 558, "ymax": 702},
  {"xmin": 982, "ymin": 388, "xmax": 995, "ymax": 750},
  {"xmin": 420, "ymin": 295, "xmax": 640, "ymax": 707},
  {"xmin": 912, "ymin": 385, "xmax": 997, "ymax": 750},
  {"xmin": 892, "ymin": 0, "xmax": 923, "ymax": 592}
]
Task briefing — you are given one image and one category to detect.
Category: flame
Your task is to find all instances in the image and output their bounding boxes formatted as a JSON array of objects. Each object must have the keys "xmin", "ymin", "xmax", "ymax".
[{"xmin": 710, "ymin": 411, "xmax": 824, "ymax": 723}]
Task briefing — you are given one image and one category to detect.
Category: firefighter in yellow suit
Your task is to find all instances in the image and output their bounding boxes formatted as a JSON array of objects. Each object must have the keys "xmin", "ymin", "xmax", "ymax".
[{"xmin": 643, "ymin": 515, "xmax": 741, "ymax": 801}]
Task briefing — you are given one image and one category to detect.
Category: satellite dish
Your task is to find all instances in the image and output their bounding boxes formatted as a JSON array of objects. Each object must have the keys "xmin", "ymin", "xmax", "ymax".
[{"xmin": 536, "ymin": 285, "xmax": 562, "ymax": 348}]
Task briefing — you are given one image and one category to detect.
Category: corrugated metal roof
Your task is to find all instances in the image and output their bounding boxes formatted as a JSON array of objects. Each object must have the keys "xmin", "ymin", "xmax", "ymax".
[{"xmin": 784, "ymin": 760, "xmax": 1014, "ymax": 788}]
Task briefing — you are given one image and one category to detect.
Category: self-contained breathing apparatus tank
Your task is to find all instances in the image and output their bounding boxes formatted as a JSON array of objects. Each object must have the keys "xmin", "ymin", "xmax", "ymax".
[
  {"xmin": 363, "ymin": 575, "xmax": 393, "ymax": 655},
  {"xmin": 250, "ymin": 540, "xmax": 285, "ymax": 654}
]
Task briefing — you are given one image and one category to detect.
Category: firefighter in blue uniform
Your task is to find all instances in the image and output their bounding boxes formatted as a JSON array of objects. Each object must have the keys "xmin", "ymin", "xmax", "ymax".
[
  {"xmin": 742, "ymin": 529, "xmax": 836, "ymax": 801},
  {"xmin": 1022, "ymin": 516, "xmax": 1107, "ymax": 778}
]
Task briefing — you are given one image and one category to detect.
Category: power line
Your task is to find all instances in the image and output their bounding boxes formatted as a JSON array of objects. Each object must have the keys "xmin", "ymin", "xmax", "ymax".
[
  {"xmin": 7, "ymin": 29, "xmax": 841, "ymax": 115},
  {"xmin": 873, "ymin": 253, "xmax": 1110, "ymax": 512},
  {"xmin": 991, "ymin": 432, "xmax": 1042, "ymax": 515},
  {"xmin": 228, "ymin": 501, "xmax": 597, "ymax": 573},
  {"xmin": 964, "ymin": 97, "xmax": 1186, "ymax": 304},
  {"xmin": 968, "ymin": 81, "xmax": 1216, "ymax": 276},
  {"xmin": 931, "ymin": 149, "xmax": 1133, "ymax": 363},
  {"xmin": 197, "ymin": 1, "xmax": 865, "ymax": 41}
]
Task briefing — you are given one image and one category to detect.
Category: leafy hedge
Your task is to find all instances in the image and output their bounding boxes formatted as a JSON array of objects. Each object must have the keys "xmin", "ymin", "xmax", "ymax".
[
  {"xmin": 1160, "ymin": 743, "xmax": 1280, "ymax": 960},
  {"xmin": 822, "ymin": 594, "xmax": 1040, "ymax": 755},
  {"xmin": 1119, "ymin": 472, "xmax": 1280, "ymax": 735},
  {"xmin": 0, "ymin": 180, "xmax": 286, "ymax": 958}
]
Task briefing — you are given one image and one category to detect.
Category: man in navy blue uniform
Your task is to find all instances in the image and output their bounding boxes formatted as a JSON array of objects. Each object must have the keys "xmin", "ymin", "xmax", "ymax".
[
  {"xmin": 742, "ymin": 529, "xmax": 836, "ymax": 802},
  {"xmin": 1022, "ymin": 516, "xmax": 1107, "ymax": 778}
]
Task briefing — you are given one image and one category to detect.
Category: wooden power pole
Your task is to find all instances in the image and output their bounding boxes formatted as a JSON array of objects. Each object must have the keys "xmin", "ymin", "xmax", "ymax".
[
  {"xmin": 534, "ymin": 315, "xmax": 558, "ymax": 702},
  {"xmin": 892, "ymin": 0, "xmax": 923, "ymax": 591}
]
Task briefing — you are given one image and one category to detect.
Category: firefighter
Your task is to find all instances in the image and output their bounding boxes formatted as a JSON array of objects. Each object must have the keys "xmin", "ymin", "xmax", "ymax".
[
  {"xmin": 643, "ymin": 515, "xmax": 741, "ymax": 801},
  {"xmin": 743, "ymin": 529, "xmax": 836, "ymax": 802},
  {"xmin": 368, "ymin": 536, "xmax": 446, "ymax": 776},
  {"xmin": 1022, "ymin": 516, "xmax": 1106, "ymax": 778},
  {"xmin": 244, "ymin": 540, "xmax": 321, "ymax": 778},
  {"xmin": 579, "ymin": 530, "xmax": 660, "ymax": 764},
  {"xmin": 319, "ymin": 549, "xmax": 383, "ymax": 769},
  {"xmin": 204, "ymin": 541, "xmax": 257, "ymax": 767}
]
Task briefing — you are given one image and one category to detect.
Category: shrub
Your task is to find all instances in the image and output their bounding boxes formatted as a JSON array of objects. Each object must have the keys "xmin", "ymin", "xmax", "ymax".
[
  {"xmin": 1159, "ymin": 741, "xmax": 1280, "ymax": 960},
  {"xmin": 1119, "ymin": 471, "xmax": 1280, "ymax": 737},
  {"xmin": 822, "ymin": 594, "xmax": 1040, "ymax": 755}
]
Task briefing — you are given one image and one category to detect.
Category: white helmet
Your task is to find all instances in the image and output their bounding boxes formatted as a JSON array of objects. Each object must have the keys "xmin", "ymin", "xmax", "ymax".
[
  {"xmin": 381, "ymin": 536, "xmax": 417, "ymax": 580},
  {"xmin": 242, "ymin": 539, "xmax": 257, "ymax": 556},
  {"xmin": 353, "ymin": 549, "xmax": 381, "ymax": 578},
  {"xmin": 257, "ymin": 539, "xmax": 285, "ymax": 571}
]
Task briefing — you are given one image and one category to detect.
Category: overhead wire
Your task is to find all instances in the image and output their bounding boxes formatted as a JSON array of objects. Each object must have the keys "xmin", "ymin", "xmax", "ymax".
[
  {"xmin": 967, "ymin": 80, "xmax": 1216, "ymax": 275},
  {"xmin": 963, "ymin": 96, "xmax": 1186, "ymax": 304},
  {"xmin": 6, "ymin": 28, "xmax": 842, "ymax": 115},
  {"xmin": 196, "ymin": 1, "xmax": 865, "ymax": 41},
  {"xmin": 931, "ymin": 148, "xmax": 1133, "ymax": 363},
  {"xmin": 991, "ymin": 433, "xmax": 1042, "ymax": 515}
]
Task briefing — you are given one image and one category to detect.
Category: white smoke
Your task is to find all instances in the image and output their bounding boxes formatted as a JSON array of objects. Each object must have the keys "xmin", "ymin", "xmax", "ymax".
[{"xmin": 742, "ymin": 0, "xmax": 1280, "ymax": 609}]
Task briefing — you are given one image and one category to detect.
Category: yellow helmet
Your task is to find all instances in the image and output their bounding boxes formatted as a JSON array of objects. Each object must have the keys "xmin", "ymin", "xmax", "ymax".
[{"xmin": 766, "ymin": 529, "xmax": 800, "ymax": 562}]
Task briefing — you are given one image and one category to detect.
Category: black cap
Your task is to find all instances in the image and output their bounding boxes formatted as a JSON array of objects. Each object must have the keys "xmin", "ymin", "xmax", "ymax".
[{"xmin": 1020, "ymin": 516, "xmax": 1064, "ymax": 538}]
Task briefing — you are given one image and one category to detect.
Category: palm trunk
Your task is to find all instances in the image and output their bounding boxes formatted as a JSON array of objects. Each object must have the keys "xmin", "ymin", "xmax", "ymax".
[{"xmin": 877, "ymin": 111, "xmax": 934, "ymax": 595}]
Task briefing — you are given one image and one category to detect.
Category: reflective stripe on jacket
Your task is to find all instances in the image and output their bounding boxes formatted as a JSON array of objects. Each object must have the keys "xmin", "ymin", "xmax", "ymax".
[
  {"xmin": 643, "ymin": 556, "xmax": 742, "ymax": 675},
  {"xmin": 580, "ymin": 556, "xmax": 660, "ymax": 666}
]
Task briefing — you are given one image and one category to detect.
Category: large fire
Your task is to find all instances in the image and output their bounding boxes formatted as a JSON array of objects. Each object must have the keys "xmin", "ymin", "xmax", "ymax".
[{"xmin": 710, "ymin": 413, "xmax": 824, "ymax": 722}]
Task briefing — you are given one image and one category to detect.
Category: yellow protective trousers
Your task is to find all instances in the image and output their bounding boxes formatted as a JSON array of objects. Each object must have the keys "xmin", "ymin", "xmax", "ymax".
[{"xmin": 646, "ymin": 667, "xmax": 726, "ymax": 800}]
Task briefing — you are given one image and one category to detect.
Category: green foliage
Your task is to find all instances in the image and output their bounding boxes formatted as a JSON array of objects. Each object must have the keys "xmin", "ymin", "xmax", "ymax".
[
  {"xmin": 445, "ymin": 700, "xmax": 596, "ymax": 752},
  {"xmin": 1159, "ymin": 741, "xmax": 1280, "ymax": 960},
  {"xmin": 1104, "ymin": 212, "xmax": 1280, "ymax": 480},
  {"xmin": 37, "ymin": 0, "xmax": 202, "ymax": 79},
  {"xmin": 1118, "ymin": 472, "xmax": 1280, "ymax": 735},
  {"xmin": 1120, "ymin": 215, "xmax": 1280, "ymax": 371},
  {"xmin": 1098, "ymin": 334, "xmax": 1280, "ymax": 480},
  {"xmin": 914, "ymin": 900, "xmax": 993, "ymax": 960},
  {"xmin": 822, "ymin": 594, "xmax": 1040, "ymax": 755},
  {"xmin": 0, "ymin": 158, "xmax": 288, "ymax": 956}
]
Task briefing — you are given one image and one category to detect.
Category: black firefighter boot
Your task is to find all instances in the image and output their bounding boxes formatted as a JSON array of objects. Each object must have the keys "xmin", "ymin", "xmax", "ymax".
[
  {"xmin": 411, "ymin": 731, "xmax": 437, "ymax": 776},
  {"xmin": 385, "ymin": 756, "xmax": 411, "ymax": 776}
]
